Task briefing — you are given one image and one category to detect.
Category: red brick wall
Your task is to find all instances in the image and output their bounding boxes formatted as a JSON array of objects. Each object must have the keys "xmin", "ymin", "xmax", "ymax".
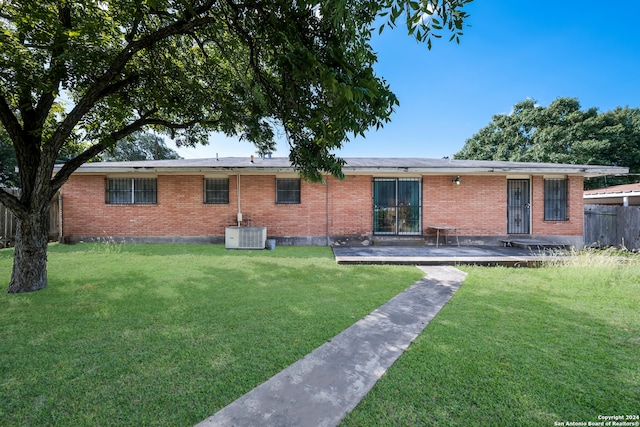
[
  {"xmin": 62, "ymin": 175, "xmax": 240, "ymax": 237},
  {"xmin": 531, "ymin": 175, "xmax": 583, "ymax": 235},
  {"xmin": 232, "ymin": 175, "xmax": 327, "ymax": 236},
  {"xmin": 327, "ymin": 175, "xmax": 372, "ymax": 236},
  {"xmin": 61, "ymin": 173, "xmax": 584, "ymax": 240},
  {"xmin": 423, "ymin": 175, "xmax": 507, "ymax": 235}
]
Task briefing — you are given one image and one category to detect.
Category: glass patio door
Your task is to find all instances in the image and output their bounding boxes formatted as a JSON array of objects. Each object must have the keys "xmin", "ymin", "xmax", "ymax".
[{"xmin": 373, "ymin": 178, "xmax": 421, "ymax": 235}]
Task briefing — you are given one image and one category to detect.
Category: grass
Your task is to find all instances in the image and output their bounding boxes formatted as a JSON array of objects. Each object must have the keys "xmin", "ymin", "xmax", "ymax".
[
  {"xmin": 3, "ymin": 245, "xmax": 639, "ymax": 426},
  {"xmin": 0, "ymin": 243, "xmax": 423, "ymax": 426},
  {"xmin": 342, "ymin": 250, "xmax": 640, "ymax": 426}
]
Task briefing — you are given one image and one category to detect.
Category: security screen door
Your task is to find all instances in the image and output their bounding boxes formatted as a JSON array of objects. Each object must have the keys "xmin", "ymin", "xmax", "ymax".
[
  {"xmin": 507, "ymin": 179, "xmax": 530, "ymax": 234},
  {"xmin": 373, "ymin": 178, "xmax": 421, "ymax": 235}
]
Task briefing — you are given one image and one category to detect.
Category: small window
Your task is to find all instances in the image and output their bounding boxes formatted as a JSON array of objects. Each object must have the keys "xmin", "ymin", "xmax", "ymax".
[
  {"xmin": 106, "ymin": 178, "xmax": 157, "ymax": 204},
  {"xmin": 204, "ymin": 178, "xmax": 229, "ymax": 204},
  {"xmin": 276, "ymin": 178, "xmax": 301, "ymax": 204},
  {"xmin": 544, "ymin": 178, "xmax": 567, "ymax": 220}
]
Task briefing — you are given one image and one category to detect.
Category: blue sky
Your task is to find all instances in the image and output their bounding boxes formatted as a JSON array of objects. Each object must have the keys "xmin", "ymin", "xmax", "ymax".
[{"xmin": 169, "ymin": 0, "xmax": 640, "ymax": 160}]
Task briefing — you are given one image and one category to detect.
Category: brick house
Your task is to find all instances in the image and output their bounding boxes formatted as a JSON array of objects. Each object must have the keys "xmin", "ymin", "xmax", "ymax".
[{"xmin": 57, "ymin": 157, "xmax": 627, "ymax": 247}]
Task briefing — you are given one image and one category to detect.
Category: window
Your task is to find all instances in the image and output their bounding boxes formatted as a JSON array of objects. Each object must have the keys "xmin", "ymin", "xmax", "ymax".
[
  {"xmin": 544, "ymin": 178, "xmax": 567, "ymax": 220},
  {"xmin": 204, "ymin": 178, "xmax": 229, "ymax": 204},
  {"xmin": 276, "ymin": 178, "xmax": 301, "ymax": 204},
  {"xmin": 106, "ymin": 178, "xmax": 157, "ymax": 204}
]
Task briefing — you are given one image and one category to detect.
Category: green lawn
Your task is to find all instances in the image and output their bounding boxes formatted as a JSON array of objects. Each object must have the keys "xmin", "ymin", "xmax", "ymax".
[
  {"xmin": 2, "ymin": 245, "xmax": 639, "ymax": 426},
  {"xmin": 342, "ymin": 253, "xmax": 640, "ymax": 426},
  {"xmin": 0, "ymin": 243, "xmax": 423, "ymax": 426}
]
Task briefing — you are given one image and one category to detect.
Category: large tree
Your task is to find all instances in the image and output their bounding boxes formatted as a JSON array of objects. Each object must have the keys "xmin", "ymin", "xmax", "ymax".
[
  {"xmin": 100, "ymin": 132, "xmax": 181, "ymax": 161},
  {"xmin": 455, "ymin": 97, "xmax": 640, "ymax": 188},
  {"xmin": 0, "ymin": 0, "xmax": 471, "ymax": 292}
]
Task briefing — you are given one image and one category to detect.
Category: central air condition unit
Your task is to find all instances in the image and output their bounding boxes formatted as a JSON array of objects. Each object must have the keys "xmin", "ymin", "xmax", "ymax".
[{"xmin": 225, "ymin": 226, "xmax": 267, "ymax": 249}]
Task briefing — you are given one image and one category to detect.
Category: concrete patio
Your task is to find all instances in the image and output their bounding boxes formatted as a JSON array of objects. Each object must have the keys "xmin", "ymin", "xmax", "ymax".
[{"xmin": 332, "ymin": 244, "xmax": 567, "ymax": 267}]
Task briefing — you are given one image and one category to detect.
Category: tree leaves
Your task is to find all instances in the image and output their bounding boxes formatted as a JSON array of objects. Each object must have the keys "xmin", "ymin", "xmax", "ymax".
[
  {"xmin": 0, "ymin": 0, "xmax": 472, "ymax": 196},
  {"xmin": 100, "ymin": 132, "xmax": 181, "ymax": 161},
  {"xmin": 0, "ymin": 0, "xmax": 473, "ymax": 292},
  {"xmin": 455, "ymin": 97, "xmax": 640, "ymax": 188},
  {"xmin": 378, "ymin": 0, "xmax": 472, "ymax": 47}
]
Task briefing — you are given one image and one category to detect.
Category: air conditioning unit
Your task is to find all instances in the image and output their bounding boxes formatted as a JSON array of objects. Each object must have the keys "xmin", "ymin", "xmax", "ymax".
[{"xmin": 225, "ymin": 226, "xmax": 267, "ymax": 249}]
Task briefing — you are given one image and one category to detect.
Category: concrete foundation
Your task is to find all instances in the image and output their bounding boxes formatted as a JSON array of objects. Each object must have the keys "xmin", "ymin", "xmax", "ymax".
[{"xmin": 65, "ymin": 234, "xmax": 584, "ymax": 249}]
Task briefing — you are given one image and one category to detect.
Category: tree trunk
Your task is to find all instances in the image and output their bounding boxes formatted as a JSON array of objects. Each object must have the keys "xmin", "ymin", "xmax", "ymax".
[{"xmin": 7, "ymin": 207, "xmax": 49, "ymax": 293}]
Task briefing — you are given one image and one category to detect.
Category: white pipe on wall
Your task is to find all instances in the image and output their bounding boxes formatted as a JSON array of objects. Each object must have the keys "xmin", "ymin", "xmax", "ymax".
[
  {"xmin": 325, "ymin": 176, "xmax": 330, "ymax": 246},
  {"xmin": 237, "ymin": 174, "xmax": 242, "ymax": 226},
  {"xmin": 58, "ymin": 191, "xmax": 63, "ymax": 242}
]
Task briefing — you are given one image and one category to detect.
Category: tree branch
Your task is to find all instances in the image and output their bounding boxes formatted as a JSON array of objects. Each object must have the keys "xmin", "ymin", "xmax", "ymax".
[
  {"xmin": 39, "ymin": 3, "xmax": 71, "ymax": 117},
  {"xmin": 50, "ymin": 141, "xmax": 110, "ymax": 193},
  {"xmin": 0, "ymin": 94, "xmax": 39, "ymax": 201},
  {"xmin": 48, "ymin": 11, "xmax": 220, "ymax": 157},
  {"xmin": 49, "ymin": 111, "xmax": 220, "ymax": 192},
  {"xmin": 0, "ymin": 95, "xmax": 24, "ymax": 146},
  {"xmin": 125, "ymin": 5, "xmax": 143, "ymax": 42},
  {"xmin": 186, "ymin": 31, "xmax": 209, "ymax": 58},
  {"xmin": 0, "ymin": 188, "xmax": 26, "ymax": 219}
]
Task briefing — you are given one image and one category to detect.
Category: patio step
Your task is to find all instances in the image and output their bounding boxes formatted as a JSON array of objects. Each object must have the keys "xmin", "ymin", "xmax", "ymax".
[
  {"xmin": 501, "ymin": 239, "xmax": 571, "ymax": 250},
  {"xmin": 371, "ymin": 236, "xmax": 426, "ymax": 246}
]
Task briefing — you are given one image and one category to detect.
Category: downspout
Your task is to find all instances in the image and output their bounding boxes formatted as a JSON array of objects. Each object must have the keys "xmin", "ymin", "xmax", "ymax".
[
  {"xmin": 236, "ymin": 174, "xmax": 242, "ymax": 226},
  {"xmin": 58, "ymin": 191, "xmax": 63, "ymax": 243},
  {"xmin": 4, "ymin": 202, "xmax": 8, "ymax": 241},
  {"xmin": 325, "ymin": 176, "xmax": 330, "ymax": 246}
]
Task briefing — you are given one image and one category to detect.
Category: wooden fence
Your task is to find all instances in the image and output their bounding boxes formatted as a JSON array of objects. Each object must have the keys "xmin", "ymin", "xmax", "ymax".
[
  {"xmin": 0, "ymin": 189, "xmax": 60, "ymax": 247},
  {"xmin": 584, "ymin": 204, "xmax": 640, "ymax": 250}
]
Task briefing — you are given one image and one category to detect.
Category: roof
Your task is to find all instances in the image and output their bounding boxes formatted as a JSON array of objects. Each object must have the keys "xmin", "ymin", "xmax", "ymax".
[
  {"xmin": 60, "ymin": 157, "xmax": 628, "ymax": 177},
  {"xmin": 584, "ymin": 182, "xmax": 640, "ymax": 205},
  {"xmin": 584, "ymin": 183, "xmax": 640, "ymax": 195}
]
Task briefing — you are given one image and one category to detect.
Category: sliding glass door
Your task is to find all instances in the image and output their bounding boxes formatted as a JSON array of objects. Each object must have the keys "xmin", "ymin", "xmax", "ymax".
[{"xmin": 373, "ymin": 178, "xmax": 422, "ymax": 235}]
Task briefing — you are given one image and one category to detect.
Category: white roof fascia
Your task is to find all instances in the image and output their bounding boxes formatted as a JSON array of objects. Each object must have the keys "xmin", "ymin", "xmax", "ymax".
[
  {"xmin": 57, "ymin": 158, "xmax": 628, "ymax": 178},
  {"xmin": 341, "ymin": 167, "xmax": 627, "ymax": 177},
  {"xmin": 63, "ymin": 166, "xmax": 298, "ymax": 174},
  {"xmin": 584, "ymin": 191, "xmax": 640, "ymax": 199}
]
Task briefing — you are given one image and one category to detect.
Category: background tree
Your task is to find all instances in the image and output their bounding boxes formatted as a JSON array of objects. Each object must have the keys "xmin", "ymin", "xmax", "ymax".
[
  {"xmin": 0, "ymin": 132, "xmax": 18, "ymax": 188},
  {"xmin": 100, "ymin": 132, "xmax": 181, "ymax": 161},
  {"xmin": 455, "ymin": 97, "xmax": 640, "ymax": 188},
  {"xmin": 0, "ymin": 0, "xmax": 472, "ymax": 293}
]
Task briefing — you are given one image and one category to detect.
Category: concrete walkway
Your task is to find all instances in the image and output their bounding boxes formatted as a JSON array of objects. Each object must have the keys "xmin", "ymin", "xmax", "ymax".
[{"xmin": 196, "ymin": 266, "xmax": 466, "ymax": 427}]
